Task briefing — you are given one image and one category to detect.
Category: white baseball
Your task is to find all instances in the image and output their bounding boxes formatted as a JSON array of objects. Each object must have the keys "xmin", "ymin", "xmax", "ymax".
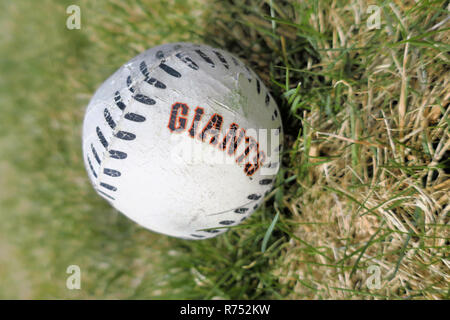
[{"xmin": 82, "ymin": 42, "xmax": 283, "ymax": 239}]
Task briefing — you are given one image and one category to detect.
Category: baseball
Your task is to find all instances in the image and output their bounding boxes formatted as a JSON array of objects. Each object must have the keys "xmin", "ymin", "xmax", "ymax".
[{"xmin": 82, "ymin": 42, "xmax": 283, "ymax": 239}]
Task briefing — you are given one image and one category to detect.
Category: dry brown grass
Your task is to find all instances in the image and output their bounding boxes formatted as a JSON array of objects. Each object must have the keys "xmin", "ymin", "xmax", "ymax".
[{"xmin": 276, "ymin": 1, "xmax": 449, "ymax": 299}]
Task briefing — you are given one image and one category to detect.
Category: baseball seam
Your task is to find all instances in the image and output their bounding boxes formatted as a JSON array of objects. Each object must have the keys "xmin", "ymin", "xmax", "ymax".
[{"xmin": 93, "ymin": 49, "xmax": 187, "ymax": 200}]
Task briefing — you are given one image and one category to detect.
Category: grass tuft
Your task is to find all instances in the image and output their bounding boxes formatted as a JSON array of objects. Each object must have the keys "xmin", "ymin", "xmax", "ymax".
[{"xmin": 0, "ymin": 0, "xmax": 448, "ymax": 299}]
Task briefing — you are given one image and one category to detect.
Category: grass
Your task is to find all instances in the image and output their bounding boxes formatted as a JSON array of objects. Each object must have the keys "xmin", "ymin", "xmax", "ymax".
[{"xmin": 0, "ymin": 0, "xmax": 448, "ymax": 299}]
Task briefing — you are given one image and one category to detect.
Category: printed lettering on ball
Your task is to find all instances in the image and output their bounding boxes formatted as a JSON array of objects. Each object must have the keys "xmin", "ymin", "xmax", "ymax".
[{"xmin": 82, "ymin": 42, "xmax": 283, "ymax": 239}]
